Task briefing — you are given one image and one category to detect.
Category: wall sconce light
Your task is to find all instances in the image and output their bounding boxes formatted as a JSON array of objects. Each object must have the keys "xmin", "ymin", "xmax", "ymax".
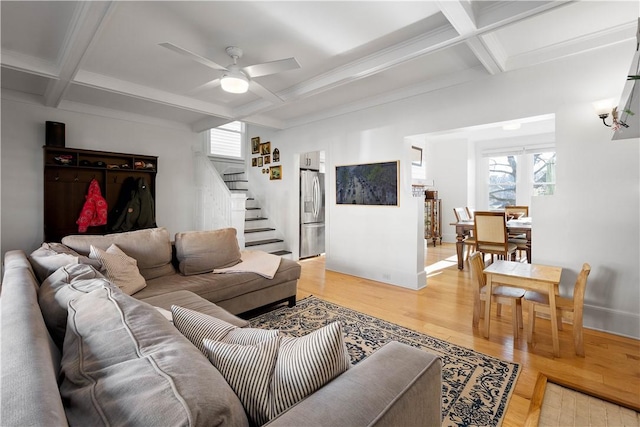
[{"xmin": 593, "ymin": 99, "xmax": 629, "ymax": 129}]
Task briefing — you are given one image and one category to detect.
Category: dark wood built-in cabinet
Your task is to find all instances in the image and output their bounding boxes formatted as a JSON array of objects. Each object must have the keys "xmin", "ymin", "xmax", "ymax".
[{"xmin": 43, "ymin": 147, "xmax": 157, "ymax": 242}]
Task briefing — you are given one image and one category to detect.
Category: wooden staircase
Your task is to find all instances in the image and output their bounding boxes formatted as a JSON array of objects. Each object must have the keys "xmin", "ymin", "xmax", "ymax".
[{"xmin": 223, "ymin": 172, "xmax": 292, "ymax": 258}]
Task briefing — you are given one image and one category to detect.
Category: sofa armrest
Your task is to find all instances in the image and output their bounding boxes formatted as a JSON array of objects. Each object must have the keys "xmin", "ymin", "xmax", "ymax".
[{"xmin": 267, "ymin": 341, "xmax": 442, "ymax": 427}]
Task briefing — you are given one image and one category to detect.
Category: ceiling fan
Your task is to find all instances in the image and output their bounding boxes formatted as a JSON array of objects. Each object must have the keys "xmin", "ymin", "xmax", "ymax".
[{"xmin": 159, "ymin": 42, "xmax": 300, "ymax": 103}]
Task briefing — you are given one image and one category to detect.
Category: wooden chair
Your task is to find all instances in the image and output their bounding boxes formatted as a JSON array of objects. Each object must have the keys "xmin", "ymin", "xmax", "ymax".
[
  {"xmin": 525, "ymin": 263, "xmax": 592, "ymax": 356},
  {"xmin": 473, "ymin": 211, "xmax": 517, "ymax": 263},
  {"xmin": 504, "ymin": 205, "xmax": 529, "ymax": 220},
  {"xmin": 469, "ymin": 252, "xmax": 525, "ymax": 338},
  {"xmin": 453, "ymin": 207, "xmax": 475, "ymax": 259},
  {"xmin": 505, "ymin": 206, "xmax": 529, "ymax": 261}
]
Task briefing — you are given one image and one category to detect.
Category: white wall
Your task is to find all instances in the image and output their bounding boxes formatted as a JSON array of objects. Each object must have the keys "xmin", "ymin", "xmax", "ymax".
[
  {"xmin": 1, "ymin": 39, "xmax": 637, "ymax": 337},
  {"xmin": 249, "ymin": 40, "xmax": 639, "ymax": 337},
  {"xmin": 1, "ymin": 98, "xmax": 200, "ymax": 255}
]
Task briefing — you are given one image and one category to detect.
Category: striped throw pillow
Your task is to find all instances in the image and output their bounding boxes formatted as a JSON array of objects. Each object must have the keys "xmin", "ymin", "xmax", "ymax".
[
  {"xmin": 89, "ymin": 244, "xmax": 146, "ymax": 295},
  {"xmin": 204, "ymin": 336, "xmax": 281, "ymax": 426},
  {"xmin": 203, "ymin": 321, "xmax": 351, "ymax": 424},
  {"xmin": 271, "ymin": 321, "xmax": 352, "ymax": 415},
  {"xmin": 171, "ymin": 305, "xmax": 278, "ymax": 353}
]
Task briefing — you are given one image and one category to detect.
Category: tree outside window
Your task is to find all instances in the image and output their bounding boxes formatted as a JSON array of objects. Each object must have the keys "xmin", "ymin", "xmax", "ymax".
[{"xmin": 487, "ymin": 151, "xmax": 555, "ymax": 210}]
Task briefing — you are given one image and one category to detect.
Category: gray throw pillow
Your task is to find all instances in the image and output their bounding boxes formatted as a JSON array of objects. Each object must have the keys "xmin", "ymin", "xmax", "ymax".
[
  {"xmin": 28, "ymin": 242, "xmax": 102, "ymax": 283},
  {"xmin": 174, "ymin": 228, "xmax": 242, "ymax": 276}
]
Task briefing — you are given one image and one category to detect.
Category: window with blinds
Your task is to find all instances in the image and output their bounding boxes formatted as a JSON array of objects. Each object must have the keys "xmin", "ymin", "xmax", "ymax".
[{"xmin": 208, "ymin": 121, "xmax": 244, "ymax": 159}]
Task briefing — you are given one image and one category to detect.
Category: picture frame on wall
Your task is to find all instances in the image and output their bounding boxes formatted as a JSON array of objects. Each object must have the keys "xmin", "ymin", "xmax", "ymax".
[
  {"xmin": 251, "ymin": 137, "xmax": 260, "ymax": 154},
  {"xmin": 260, "ymin": 141, "xmax": 271, "ymax": 155},
  {"xmin": 335, "ymin": 161, "xmax": 399, "ymax": 206},
  {"xmin": 252, "ymin": 158, "xmax": 257, "ymax": 167},
  {"xmin": 257, "ymin": 157, "xmax": 263, "ymax": 167},
  {"xmin": 273, "ymin": 148, "xmax": 280, "ymax": 162},
  {"xmin": 270, "ymin": 165, "xmax": 282, "ymax": 180},
  {"xmin": 264, "ymin": 155, "xmax": 271, "ymax": 164}
]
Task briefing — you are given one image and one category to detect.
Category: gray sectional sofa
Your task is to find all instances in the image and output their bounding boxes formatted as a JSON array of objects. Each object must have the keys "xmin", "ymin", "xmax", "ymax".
[{"xmin": 0, "ymin": 227, "xmax": 443, "ymax": 426}]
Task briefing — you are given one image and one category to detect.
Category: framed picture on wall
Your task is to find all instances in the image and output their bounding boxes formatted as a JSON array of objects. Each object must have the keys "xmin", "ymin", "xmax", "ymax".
[
  {"xmin": 251, "ymin": 137, "xmax": 260, "ymax": 154},
  {"xmin": 260, "ymin": 141, "xmax": 271, "ymax": 155},
  {"xmin": 252, "ymin": 158, "xmax": 258, "ymax": 167},
  {"xmin": 336, "ymin": 161, "xmax": 399, "ymax": 206},
  {"xmin": 264, "ymin": 155, "xmax": 271, "ymax": 164},
  {"xmin": 270, "ymin": 165, "xmax": 282, "ymax": 180},
  {"xmin": 257, "ymin": 157, "xmax": 263, "ymax": 167}
]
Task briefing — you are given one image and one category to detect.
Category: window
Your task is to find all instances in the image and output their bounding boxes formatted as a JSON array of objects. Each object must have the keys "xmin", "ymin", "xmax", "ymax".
[
  {"xmin": 485, "ymin": 147, "xmax": 555, "ymax": 209},
  {"xmin": 207, "ymin": 121, "xmax": 244, "ymax": 159}
]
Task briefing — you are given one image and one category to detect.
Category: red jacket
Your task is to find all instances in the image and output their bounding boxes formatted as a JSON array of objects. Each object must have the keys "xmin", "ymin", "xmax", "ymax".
[{"xmin": 77, "ymin": 179, "xmax": 108, "ymax": 232}]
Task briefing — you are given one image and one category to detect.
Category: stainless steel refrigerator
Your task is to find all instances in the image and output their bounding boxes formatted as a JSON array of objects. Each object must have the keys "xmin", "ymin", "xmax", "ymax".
[{"xmin": 300, "ymin": 170, "xmax": 325, "ymax": 258}]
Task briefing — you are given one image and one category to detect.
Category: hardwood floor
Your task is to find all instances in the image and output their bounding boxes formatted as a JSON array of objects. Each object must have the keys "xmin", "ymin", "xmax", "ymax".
[{"xmin": 295, "ymin": 243, "xmax": 640, "ymax": 426}]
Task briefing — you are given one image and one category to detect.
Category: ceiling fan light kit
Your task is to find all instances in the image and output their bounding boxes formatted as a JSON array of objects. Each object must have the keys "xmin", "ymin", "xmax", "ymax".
[{"xmin": 221, "ymin": 73, "xmax": 249, "ymax": 94}]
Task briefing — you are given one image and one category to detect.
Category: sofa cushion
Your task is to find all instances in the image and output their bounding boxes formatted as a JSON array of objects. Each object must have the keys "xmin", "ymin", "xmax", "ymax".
[
  {"xmin": 140, "ymin": 290, "xmax": 249, "ymax": 327},
  {"xmin": 175, "ymin": 228, "xmax": 241, "ymax": 276},
  {"xmin": 60, "ymin": 285, "xmax": 249, "ymax": 427},
  {"xmin": 89, "ymin": 244, "xmax": 147, "ymax": 295},
  {"xmin": 203, "ymin": 321, "xmax": 351, "ymax": 425},
  {"xmin": 37, "ymin": 263, "xmax": 116, "ymax": 348},
  {"xmin": 28, "ymin": 242, "xmax": 102, "ymax": 282},
  {"xmin": 61, "ymin": 227, "xmax": 175, "ymax": 280},
  {"xmin": 171, "ymin": 305, "xmax": 276, "ymax": 353}
]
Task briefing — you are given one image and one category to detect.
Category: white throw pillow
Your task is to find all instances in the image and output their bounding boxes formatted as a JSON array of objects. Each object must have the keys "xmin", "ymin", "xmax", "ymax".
[
  {"xmin": 89, "ymin": 244, "xmax": 146, "ymax": 295},
  {"xmin": 203, "ymin": 321, "xmax": 351, "ymax": 425}
]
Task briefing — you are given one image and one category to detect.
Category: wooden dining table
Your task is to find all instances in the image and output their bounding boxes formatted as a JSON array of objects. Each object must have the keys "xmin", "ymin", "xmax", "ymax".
[
  {"xmin": 451, "ymin": 219, "xmax": 532, "ymax": 270},
  {"xmin": 483, "ymin": 260, "xmax": 563, "ymax": 356}
]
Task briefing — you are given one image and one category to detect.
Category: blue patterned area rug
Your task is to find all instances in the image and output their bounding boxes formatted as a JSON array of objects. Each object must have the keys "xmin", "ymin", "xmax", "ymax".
[{"xmin": 249, "ymin": 296, "xmax": 519, "ymax": 427}]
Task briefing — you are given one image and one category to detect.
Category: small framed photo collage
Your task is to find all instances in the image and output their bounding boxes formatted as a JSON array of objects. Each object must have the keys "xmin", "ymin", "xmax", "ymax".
[{"xmin": 251, "ymin": 137, "xmax": 282, "ymax": 180}]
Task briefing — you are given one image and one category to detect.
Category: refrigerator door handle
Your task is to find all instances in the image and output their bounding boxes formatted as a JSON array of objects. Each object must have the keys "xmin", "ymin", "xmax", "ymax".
[{"xmin": 312, "ymin": 176, "xmax": 320, "ymax": 218}]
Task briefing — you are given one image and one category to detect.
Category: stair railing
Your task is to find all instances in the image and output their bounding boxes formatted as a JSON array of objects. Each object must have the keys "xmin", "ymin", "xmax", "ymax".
[{"xmin": 193, "ymin": 151, "xmax": 246, "ymax": 248}]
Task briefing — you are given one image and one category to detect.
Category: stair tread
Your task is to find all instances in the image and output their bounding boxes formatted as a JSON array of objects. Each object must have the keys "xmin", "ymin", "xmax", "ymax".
[
  {"xmin": 245, "ymin": 227, "xmax": 276, "ymax": 233},
  {"xmin": 223, "ymin": 172, "xmax": 245, "ymax": 176},
  {"xmin": 230, "ymin": 189, "xmax": 249, "ymax": 191},
  {"xmin": 246, "ymin": 217, "xmax": 268, "ymax": 221},
  {"xmin": 246, "ymin": 238, "xmax": 284, "ymax": 246},
  {"xmin": 224, "ymin": 179, "xmax": 248, "ymax": 183},
  {"xmin": 270, "ymin": 250, "xmax": 292, "ymax": 256},
  {"xmin": 246, "ymin": 207, "xmax": 261, "ymax": 210}
]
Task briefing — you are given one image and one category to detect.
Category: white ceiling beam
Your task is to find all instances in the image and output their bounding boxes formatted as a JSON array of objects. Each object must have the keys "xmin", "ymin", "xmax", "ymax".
[
  {"xmin": 233, "ymin": 25, "xmax": 460, "ymax": 118},
  {"xmin": 73, "ymin": 70, "xmax": 236, "ymax": 119},
  {"xmin": 506, "ymin": 21, "xmax": 638, "ymax": 71},
  {"xmin": 437, "ymin": 0, "xmax": 504, "ymax": 74},
  {"xmin": 43, "ymin": 2, "xmax": 115, "ymax": 108},
  {"xmin": 0, "ymin": 51, "xmax": 59, "ymax": 79}
]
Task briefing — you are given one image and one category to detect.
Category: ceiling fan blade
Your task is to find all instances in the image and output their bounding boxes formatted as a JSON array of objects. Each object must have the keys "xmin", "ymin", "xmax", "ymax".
[
  {"xmin": 186, "ymin": 78, "xmax": 221, "ymax": 95},
  {"xmin": 248, "ymin": 80, "xmax": 284, "ymax": 104},
  {"xmin": 243, "ymin": 57, "xmax": 300, "ymax": 78},
  {"xmin": 159, "ymin": 42, "xmax": 228, "ymax": 71}
]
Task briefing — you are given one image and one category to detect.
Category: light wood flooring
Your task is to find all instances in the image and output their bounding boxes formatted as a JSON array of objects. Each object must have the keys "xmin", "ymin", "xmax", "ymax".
[{"xmin": 295, "ymin": 243, "xmax": 640, "ymax": 426}]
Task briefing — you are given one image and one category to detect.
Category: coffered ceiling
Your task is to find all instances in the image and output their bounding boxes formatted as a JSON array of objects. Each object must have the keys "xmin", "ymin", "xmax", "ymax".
[{"xmin": 1, "ymin": 1, "xmax": 638, "ymax": 132}]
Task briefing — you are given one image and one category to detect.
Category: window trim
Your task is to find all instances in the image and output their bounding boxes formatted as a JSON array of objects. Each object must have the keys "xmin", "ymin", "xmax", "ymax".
[{"xmin": 205, "ymin": 121, "xmax": 246, "ymax": 163}]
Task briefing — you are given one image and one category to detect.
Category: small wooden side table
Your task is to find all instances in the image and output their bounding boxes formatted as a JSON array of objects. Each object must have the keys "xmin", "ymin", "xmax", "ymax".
[{"xmin": 483, "ymin": 260, "xmax": 563, "ymax": 356}]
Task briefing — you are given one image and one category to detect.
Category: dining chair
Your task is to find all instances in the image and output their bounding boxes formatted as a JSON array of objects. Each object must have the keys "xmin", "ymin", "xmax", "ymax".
[
  {"xmin": 453, "ymin": 207, "xmax": 475, "ymax": 259},
  {"xmin": 505, "ymin": 206, "xmax": 529, "ymax": 262},
  {"xmin": 504, "ymin": 205, "xmax": 529, "ymax": 220},
  {"xmin": 469, "ymin": 252, "xmax": 525, "ymax": 338},
  {"xmin": 524, "ymin": 263, "xmax": 592, "ymax": 356},
  {"xmin": 473, "ymin": 211, "xmax": 517, "ymax": 263}
]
